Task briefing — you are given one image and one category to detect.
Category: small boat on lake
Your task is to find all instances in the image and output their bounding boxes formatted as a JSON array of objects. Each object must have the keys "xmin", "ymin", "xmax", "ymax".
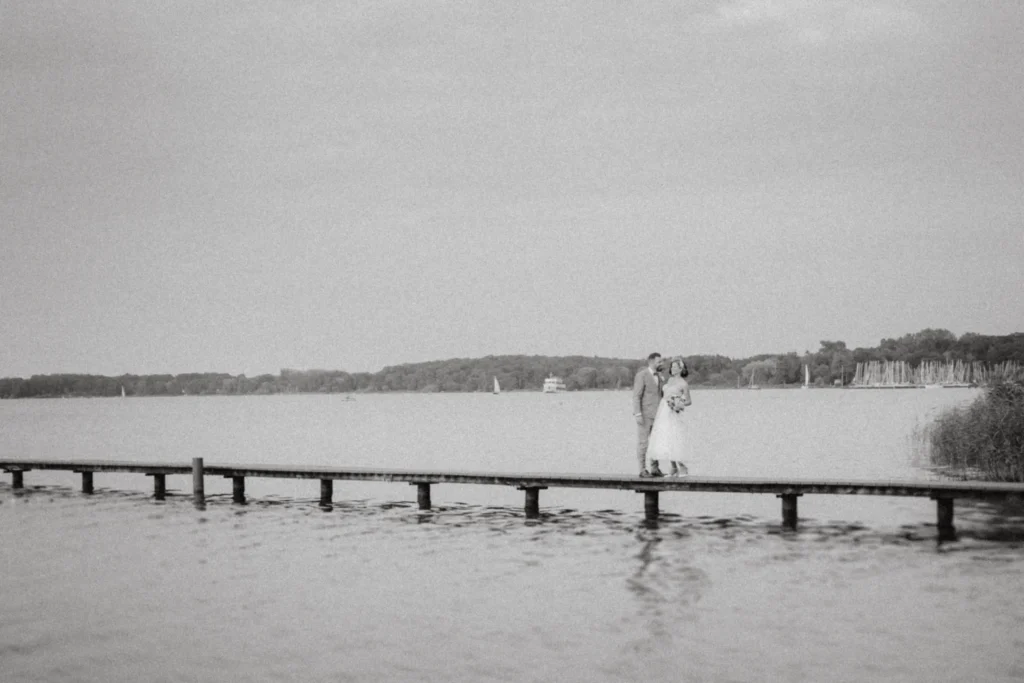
[
  {"xmin": 542, "ymin": 375, "xmax": 566, "ymax": 393},
  {"xmin": 493, "ymin": 377, "xmax": 500, "ymax": 395}
]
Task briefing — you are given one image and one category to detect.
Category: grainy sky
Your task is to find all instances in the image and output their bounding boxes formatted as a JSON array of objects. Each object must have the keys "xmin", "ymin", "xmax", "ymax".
[{"xmin": 2, "ymin": 0, "xmax": 1022, "ymax": 376}]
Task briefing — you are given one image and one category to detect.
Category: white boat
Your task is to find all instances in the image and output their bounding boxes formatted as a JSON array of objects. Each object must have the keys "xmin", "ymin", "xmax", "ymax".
[
  {"xmin": 748, "ymin": 370, "xmax": 760, "ymax": 390},
  {"xmin": 542, "ymin": 375, "xmax": 566, "ymax": 393},
  {"xmin": 802, "ymin": 365, "xmax": 810, "ymax": 389},
  {"xmin": 493, "ymin": 377, "xmax": 500, "ymax": 394}
]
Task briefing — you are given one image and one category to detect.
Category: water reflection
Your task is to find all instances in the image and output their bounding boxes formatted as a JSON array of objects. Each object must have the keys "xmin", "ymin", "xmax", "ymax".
[
  {"xmin": 8, "ymin": 482, "xmax": 1024, "ymax": 549},
  {"xmin": 949, "ymin": 498, "xmax": 1024, "ymax": 544},
  {"xmin": 625, "ymin": 527, "xmax": 710, "ymax": 648}
]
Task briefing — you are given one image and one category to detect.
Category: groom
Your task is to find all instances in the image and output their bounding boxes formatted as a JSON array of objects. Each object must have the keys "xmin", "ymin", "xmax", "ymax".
[{"xmin": 632, "ymin": 352, "xmax": 665, "ymax": 477}]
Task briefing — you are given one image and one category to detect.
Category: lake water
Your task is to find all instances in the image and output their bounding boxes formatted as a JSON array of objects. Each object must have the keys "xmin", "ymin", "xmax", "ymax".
[{"xmin": 2, "ymin": 389, "xmax": 1023, "ymax": 682}]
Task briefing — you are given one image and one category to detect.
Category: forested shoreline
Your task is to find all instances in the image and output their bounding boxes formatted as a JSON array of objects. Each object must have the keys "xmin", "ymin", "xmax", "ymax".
[{"xmin": 2, "ymin": 329, "xmax": 1022, "ymax": 399}]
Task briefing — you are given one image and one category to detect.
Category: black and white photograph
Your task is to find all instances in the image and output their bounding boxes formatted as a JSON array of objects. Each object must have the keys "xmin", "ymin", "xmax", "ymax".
[{"xmin": 2, "ymin": 2, "xmax": 1023, "ymax": 681}]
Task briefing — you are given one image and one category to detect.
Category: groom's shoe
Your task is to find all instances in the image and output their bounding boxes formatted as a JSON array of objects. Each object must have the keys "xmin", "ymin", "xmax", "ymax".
[
  {"xmin": 649, "ymin": 465, "xmax": 665, "ymax": 477},
  {"xmin": 639, "ymin": 469, "xmax": 653, "ymax": 478}
]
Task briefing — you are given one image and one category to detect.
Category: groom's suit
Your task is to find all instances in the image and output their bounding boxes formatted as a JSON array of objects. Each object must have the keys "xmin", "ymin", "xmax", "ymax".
[{"xmin": 632, "ymin": 367, "xmax": 663, "ymax": 473}]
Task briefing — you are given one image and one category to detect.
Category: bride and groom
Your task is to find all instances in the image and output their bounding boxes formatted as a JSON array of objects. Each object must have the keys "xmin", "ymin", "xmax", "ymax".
[{"xmin": 633, "ymin": 352, "xmax": 692, "ymax": 477}]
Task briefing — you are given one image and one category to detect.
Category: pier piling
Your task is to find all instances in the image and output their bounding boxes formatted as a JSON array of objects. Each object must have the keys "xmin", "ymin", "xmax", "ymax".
[
  {"xmin": 320, "ymin": 479, "xmax": 333, "ymax": 506},
  {"xmin": 12, "ymin": 470, "xmax": 24, "ymax": 489},
  {"xmin": 148, "ymin": 473, "xmax": 166, "ymax": 500},
  {"xmin": 192, "ymin": 458, "xmax": 205, "ymax": 507},
  {"xmin": 643, "ymin": 490, "xmax": 659, "ymax": 521},
  {"xmin": 934, "ymin": 496, "xmax": 955, "ymax": 540},
  {"xmin": 414, "ymin": 483, "xmax": 431, "ymax": 510},
  {"xmin": 230, "ymin": 476, "xmax": 245, "ymax": 504},
  {"xmin": 78, "ymin": 471, "xmax": 94, "ymax": 494},
  {"xmin": 779, "ymin": 493, "xmax": 800, "ymax": 530},
  {"xmin": 518, "ymin": 486, "xmax": 546, "ymax": 519}
]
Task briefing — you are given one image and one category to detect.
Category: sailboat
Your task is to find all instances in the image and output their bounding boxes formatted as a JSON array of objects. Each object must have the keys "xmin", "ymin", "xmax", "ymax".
[
  {"xmin": 121, "ymin": 385, "xmax": 126, "ymax": 398},
  {"xmin": 748, "ymin": 370, "xmax": 761, "ymax": 390},
  {"xmin": 802, "ymin": 365, "xmax": 810, "ymax": 390},
  {"xmin": 493, "ymin": 377, "xmax": 500, "ymax": 395}
]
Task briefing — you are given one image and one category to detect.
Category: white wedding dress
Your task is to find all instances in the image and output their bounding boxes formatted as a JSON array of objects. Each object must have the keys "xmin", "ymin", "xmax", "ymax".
[{"xmin": 645, "ymin": 378, "xmax": 690, "ymax": 470}]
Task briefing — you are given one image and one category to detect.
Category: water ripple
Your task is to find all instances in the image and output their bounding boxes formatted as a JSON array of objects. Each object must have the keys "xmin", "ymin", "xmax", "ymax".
[{"xmin": 4, "ymin": 484, "xmax": 1024, "ymax": 553}]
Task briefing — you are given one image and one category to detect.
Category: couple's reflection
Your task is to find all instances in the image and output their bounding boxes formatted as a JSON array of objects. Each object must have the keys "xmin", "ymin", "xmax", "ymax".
[{"xmin": 626, "ymin": 525, "xmax": 709, "ymax": 642}]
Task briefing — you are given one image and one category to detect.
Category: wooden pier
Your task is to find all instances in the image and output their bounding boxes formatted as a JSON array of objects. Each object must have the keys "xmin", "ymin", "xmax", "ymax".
[{"xmin": 3, "ymin": 458, "xmax": 1023, "ymax": 539}]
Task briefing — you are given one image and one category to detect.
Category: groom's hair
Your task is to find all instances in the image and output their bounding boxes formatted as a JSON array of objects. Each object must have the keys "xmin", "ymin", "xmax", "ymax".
[{"xmin": 647, "ymin": 352, "xmax": 661, "ymax": 361}]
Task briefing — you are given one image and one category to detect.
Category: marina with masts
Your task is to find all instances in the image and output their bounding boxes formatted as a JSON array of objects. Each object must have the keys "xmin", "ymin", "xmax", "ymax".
[{"xmin": 849, "ymin": 360, "xmax": 1020, "ymax": 389}]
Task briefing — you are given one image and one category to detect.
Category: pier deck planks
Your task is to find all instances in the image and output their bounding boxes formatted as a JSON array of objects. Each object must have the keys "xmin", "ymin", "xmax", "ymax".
[{"xmin": 2, "ymin": 458, "xmax": 1022, "ymax": 499}]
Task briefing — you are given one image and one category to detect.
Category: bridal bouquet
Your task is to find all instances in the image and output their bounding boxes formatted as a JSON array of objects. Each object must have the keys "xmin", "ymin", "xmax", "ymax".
[{"xmin": 667, "ymin": 395, "xmax": 686, "ymax": 413}]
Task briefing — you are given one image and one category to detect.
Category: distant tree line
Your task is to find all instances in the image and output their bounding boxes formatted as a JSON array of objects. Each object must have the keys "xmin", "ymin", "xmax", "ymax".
[{"xmin": 2, "ymin": 329, "xmax": 1022, "ymax": 398}]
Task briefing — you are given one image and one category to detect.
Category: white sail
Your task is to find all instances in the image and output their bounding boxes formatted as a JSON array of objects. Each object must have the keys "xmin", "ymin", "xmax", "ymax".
[
  {"xmin": 121, "ymin": 385, "xmax": 126, "ymax": 398},
  {"xmin": 493, "ymin": 377, "xmax": 500, "ymax": 394},
  {"xmin": 803, "ymin": 365, "xmax": 810, "ymax": 389}
]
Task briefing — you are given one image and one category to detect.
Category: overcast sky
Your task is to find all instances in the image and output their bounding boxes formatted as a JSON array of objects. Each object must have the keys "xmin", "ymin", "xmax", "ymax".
[{"xmin": 2, "ymin": 0, "xmax": 1021, "ymax": 376}]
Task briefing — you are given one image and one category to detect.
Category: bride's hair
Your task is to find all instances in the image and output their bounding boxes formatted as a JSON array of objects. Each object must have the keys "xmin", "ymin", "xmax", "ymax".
[{"xmin": 670, "ymin": 358, "xmax": 689, "ymax": 378}]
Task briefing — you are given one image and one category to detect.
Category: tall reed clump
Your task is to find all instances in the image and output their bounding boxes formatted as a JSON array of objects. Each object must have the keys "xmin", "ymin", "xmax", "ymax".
[{"xmin": 923, "ymin": 379, "xmax": 1024, "ymax": 481}]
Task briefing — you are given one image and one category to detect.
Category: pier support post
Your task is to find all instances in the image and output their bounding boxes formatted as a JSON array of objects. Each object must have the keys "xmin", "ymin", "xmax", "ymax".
[
  {"xmin": 643, "ymin": 490, "xmax": 659, "ymax": 521},
  {"xmin": 320, "ymin": 479, "xmax": 333, "ymax": 507},
  {"xmin": 11, "ymin": 470, "xmax": 24, "ymax": 489},
  {"xmin": 230, "ymin": 476, "xmax": 245, "ymax": 504},
  {"xmin": 413, "ymin": 483, "xmax": 431, "ymax": 510},
  {"xmin": 192, "ymin": 458, "xmax": 205, "ymax": 507},
  {"xmin": 518, "ymin": 486, "xmax": 546, "ymax": 519},
  {"xmin": 778, "ymin": 493, "xmax": 801, "ymax": 530},
  {"xmin": 79, "ymin": 471, "xmax": 94, "ymax": 494},
  {"xmin": 933, "ymin": 496, "xmax": 955, "ymax": 540},
  {"xmin": 150, "ymin": 473, "xmax": 166, "ymax": 500}
]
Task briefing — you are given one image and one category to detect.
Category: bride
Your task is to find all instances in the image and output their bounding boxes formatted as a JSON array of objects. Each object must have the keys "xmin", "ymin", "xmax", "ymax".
[{"xmin": 645, "ymin": 357, "xmax": 693, "ymax": 477}]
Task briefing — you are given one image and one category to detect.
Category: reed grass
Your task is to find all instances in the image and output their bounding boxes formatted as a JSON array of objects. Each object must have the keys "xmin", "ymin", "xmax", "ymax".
[{"xmin": 919, "ymin": 379, "xmax": 1024, "ymax": 481}]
